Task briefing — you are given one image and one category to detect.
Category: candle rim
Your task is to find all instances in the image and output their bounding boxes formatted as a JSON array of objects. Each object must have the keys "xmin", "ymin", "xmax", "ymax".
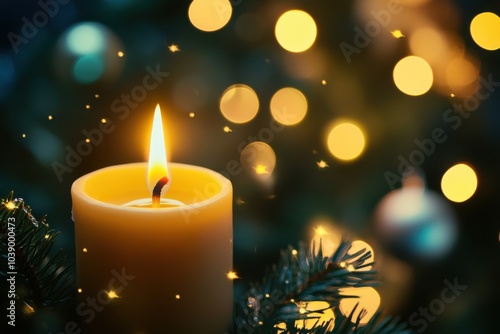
[{"xmin": 71, "ymin": 162, "xmax": 232, "ymax": 213}]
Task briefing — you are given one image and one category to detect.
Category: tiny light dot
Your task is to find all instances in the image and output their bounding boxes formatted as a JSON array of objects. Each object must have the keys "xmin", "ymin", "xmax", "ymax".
[
  {"xmin": 254, "ymin": 164, "xmax": 269, "ymax": 175},
  {"xmin": 322, "ymin": 80, "xmax": 327, "ymax": 85},
  {"xmin": 391, "ymin": 30, "xmax": 405, "ymax": 38},
  {"xmin": 175, "ymin": 294, "xmax": 181, "ymax": 299},
  {"xmin": 77, "ymin": 288, "xmax": 83, "ymax": 293},
  {"xmin": 450, "ymin": 93, "xmax": 455, "ymax": 97},
  {"xmin": 48, "ymin": 115, "xmax": 53, "ymax": 120},
  {"xmin": 236, "ymin": 198, "xmax": 246, "ymax": 205},
  {"xmin": 340, "ymin": 262, "xmax": 346, "ymax": 268},
  {"xmin": 290, "ymin": 298, "xmax": 295, "ymax": 303},
  {"xmin": 168, "ymin": 44, "xmax": 180, "ymax": 53},
  {"xmin": 265, "ymin": 294, "xmax": 270, "ymax": 298},
  {"xmin": 189, "ymin": 112, "xmax": 195, "ymax": 118},
  {"xmin": 117, "ymin": 51, "xmax": 124, "ymax": 57},
  {"xmin": 82, "ymin": 248, "xmax": 88, "ymax": 253},
  {"xmin": 22, "ymin": 134, "xmax": 26, "ymax": 138},
  {"xmin": 107, "ymin": 290, "xmax": 119, "ymax": 299},
  {"xmin": 101, "ymin": 118, "xmax": 107, "ymax": 124},
  {"xmin": 4, "ymin": 201, "xmax": 16, "ymax": 210},
  {"xmin": 317, "ymin": 160, "xmax": 329, "ymax": 168},
  {"xmin": 299, "ymin": 307, "xmax": 306, "ymax": 314},
  {"xmin": 85, "ymin": 138, "xmax": 90, "ymax": 143},
  {"xmin": 223, "ymin": 126, "xmax": 232, "ymax": 133},
  {"xmin": 227, "ymin": 271, "xmax": 240, "ymax": 280},
  {"xmin": 23, "ymin": 304, "xmax": 35, "ymax": 314},
  {"xmin": 85, "ymin": 104, "xmax": 91, "ymax": 109},
  {"xmin": 95, "ymin": 94, "xmax": 100, "ymax": 98},
  {"xmin": 292, "ymin": 249, "xmax": 298, "ymax": 255},
  {"xmin": 44, "ymin": 234, "xmax": 49, "ymax": 239}
]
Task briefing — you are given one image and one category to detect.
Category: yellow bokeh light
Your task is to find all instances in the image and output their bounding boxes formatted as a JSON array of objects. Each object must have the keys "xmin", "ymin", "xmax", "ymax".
[
  {"xmin": 188, "ymin": 0, "xmax": 232, "ymax": 32},
  {"xmin": 347, "ymin": 240, "xmax": 375, "ymax": 272},
  {"xmin": 276, "ymin": 301, "xmax": 334, "ymax": 332},
  {"xmin": 77, "ymin": 288, "xmax": 83, "ymax": 293},
  {"xmin": 117, "ymin": 51, "xmax": 124, "ymax": 57},
  {"xmin": 391, "ymin": 30, "xmax": 405, "ymax": 38},
  {"xmin": 409, "ymin": 27, "xmax": 446, "ymax": 64},
  {"xmin": 220, "ymin": 84, "xmax": 259, "ymax": 124},
  {"xmin": 175, "ymin": 294, "xmax": 181, "ymax": 299},
  {"xmin": 339, "ymin": 287, "xmax": 380, "ymax": 325},
  {"xmin": 240, "ymin": 141, "xmax": 276, "ymax": 178},
  {"xmin": 445, "ymin": 56, "xmax": 480, "ymax": 97},
  {"xmin": 22, "ymin": 133, "xmax": 26, "ymax": 138},
  {"xmin": 393, "ymin": 56, "xmax": 433, "ymax": 96},
  {"xmin": 326, "ymin": 121, "xmax": 366, "ymax": 161},
  {"xmin": 270, "ymin": 87, "xmax": 308, "ymax": 125},
  {"xmin": 470, "ymin": 12, "xmax": 500, "ymax": 50},
  {"xmin": 275, "ymin": 10, "xmax": 317, "ymax": 53},
  {"xmin": 441, "ymin": 163, "xmax": 478, "ymax": 203},
  {"xmin": 82, "ymin": 248, "xmax": 88, "ymax": 253}
]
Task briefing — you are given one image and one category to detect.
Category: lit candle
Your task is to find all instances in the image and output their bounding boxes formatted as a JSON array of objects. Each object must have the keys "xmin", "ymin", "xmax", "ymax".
[{"xmin": 71, "ymin": 105, "xmax": 233, "ymax": 333}]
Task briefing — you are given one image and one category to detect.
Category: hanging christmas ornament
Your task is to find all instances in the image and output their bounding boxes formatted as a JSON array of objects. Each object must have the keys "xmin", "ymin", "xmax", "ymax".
[{"xmin": 374, "ymin": 173, "xmax": 457, "ymax": 261}]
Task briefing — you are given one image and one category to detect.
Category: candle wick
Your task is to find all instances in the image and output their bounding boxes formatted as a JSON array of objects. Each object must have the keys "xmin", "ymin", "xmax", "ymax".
[{"xmin": 152, "ymin": 176, "xmax": 169, "ymax": 208}]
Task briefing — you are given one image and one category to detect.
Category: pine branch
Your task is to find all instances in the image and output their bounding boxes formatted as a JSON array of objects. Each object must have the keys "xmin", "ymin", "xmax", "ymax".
[
  {"xmin": 234, "ymin": 238, "xmax": 415, "ymax": 334},
  {"xmin": 0, "ymin": 192, "xmax": 76, "ymax": 319}
]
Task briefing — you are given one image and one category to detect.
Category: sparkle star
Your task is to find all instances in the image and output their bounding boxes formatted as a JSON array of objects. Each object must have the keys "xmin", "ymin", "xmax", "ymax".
[
  {"xmin": 254, "ymin": 164, "xmax": 269, "ymax": 175},
  {"xmin": 391, "ymin": 30, "xmax": 405, "ymax": 38},
  {"xmin": 317, "ymin": 160, "xmax": 329, "ymax": 168},
  {"xmin": 168, "ymin": 44, "xmax": 180, "ymax": 53}
]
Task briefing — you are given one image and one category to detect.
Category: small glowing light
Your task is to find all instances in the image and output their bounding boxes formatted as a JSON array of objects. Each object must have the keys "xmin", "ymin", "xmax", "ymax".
[
  {"xmin": 340, "ymin": 262, "xmax": 346, "ymax": 268},
  {"xmin": 254, "ymin": 164, "xmax": 269, "ymax": 175},
  {"xmin": 470, "ymin": 12, "xmax": 500, "ymax": 51},
  {"xmin": 82, "ymin": 248, "xmax": 88, "ymax": 253},
  {"xmin": 299, "ymin": 306, "xmax": 306, "ymax": 314},
  {"xmin": 321, "ymin": 80, "xmax": 327, "ymax": 85},
  {"xmin": 189, "ymin": 112, "xmax": 195, "ymax": 118},
  {"xmin": 391, "ymin": 30, "xmax": 405, "ymax": 38},
  {"xmin": 393, "ymin": 56, "xmax": 433, "ymax": 96},
  {"xmin": 223, "ymin": 126, "xmax": 232, "ymax": 133},
  {"xmin": 175, "ymin": 294, "xmax": 181, "ymax": 299},
  {"xmin": 339, "ymin": 287, "xmax": 381, "ymax": 325},
  {"xmin": 220, "ymin": 84, "xmax": 259, "ymax": 124},
  {"xmin": 327, "ymin": 121, "xmax": 366, "ymax": 161},
  {"xmin": 450, "ymin": 93, "xmax": 455, "ymax": 97},
  {"xmin": 44, "ymin": 234, "xmax": 49, "ymax": 239},
  {"xmin": 315, "ymin": 226, "xmax": 329, "ymax": 237},
  {"xmin": 441, "ymin": 163, "xmax": 478, "ymax": 203},
  {"xmin": 188, "ymin": 0, "xmax": 232, "ymax": 32},
  {"xmin": 4, "ymin": 201, "xmax": 16, "ymax": 210},
  {"xmin": 95, "ymin": 94, "xmax": 100, "ymax": 98},
  {"xmin": 270, "ymin": 87, "xmax": 308, "ymax": 125},
  {"xmin": 77, "ymin": 288, "xmax": 83, "ymax": 293},
  {"xmin": 22, "ymin": 133, "xmax": 26, "ymax": 138},
  {"xmin": 317, "ymin": 160, "xmax": 329, "ymax": 168},
  {"xmin": 107, "ymin": 290, "xmax": 119, "ymax": 299},
  {"xmin": 227, "ymin": 271, "xmax": 240, "ymax": 280},
  {"xmin": 85, "ymin": 104, "xmax": 91, "ymax": 109},
  {"xmin": 23, "ymin": 304, "xmax": 35, "ymax": 314},
  {"xmin": 236, "ymin": 198, "xmax": 246, "ymax": 205},
  {"xmin": 85, "ymin": 138, "xmax": 90, "ymax": 143},
  {"xmin": 275, "ymin": 10, "xmax": 317, "ymax": 53},
  {"xmin": 117, "ymin": 51, "xmax": 124, "ymax": 57},
  {"xmin": 48, "ymin": 115, "xmax": 53, "ymax": 120},
  {"xmin": 101, "ymin": 118, "xmax": 107, "ymax": 124},
  {"xmin": 292, "ymin": 249, "xmax": 298, "ymax": 255},
  {"xmin": 168, "ymin": 44, "xmax": 180, "ymax": 53},
  {"xmin": 265, "ymin": 294, "xmax": 270, "ymax": 298},
  {"xmin": 290, "ymin": 299, "xmax": 295, "ymax": 303}
]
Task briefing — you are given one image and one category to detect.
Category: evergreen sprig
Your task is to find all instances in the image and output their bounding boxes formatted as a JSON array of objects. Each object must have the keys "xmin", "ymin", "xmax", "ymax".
[
  {"xmin": 0, "ymin": 192, "xmax": 75, "ymax": 319},
  {"xmin": 234, "ymin": 239, "xmax": 415, "ymax": 334}
]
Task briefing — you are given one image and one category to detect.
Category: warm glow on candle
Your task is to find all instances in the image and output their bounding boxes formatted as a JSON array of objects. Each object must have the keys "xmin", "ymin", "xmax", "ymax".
[{"xmin": 148, "ymin": 104, "xmax": 169, "ymax": 195}]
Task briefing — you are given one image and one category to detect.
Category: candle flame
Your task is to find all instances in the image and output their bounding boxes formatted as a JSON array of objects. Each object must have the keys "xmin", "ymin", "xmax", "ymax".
[{"xmin": 148, "ymin": 104, "xmax": 170, "ymax": 194}]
